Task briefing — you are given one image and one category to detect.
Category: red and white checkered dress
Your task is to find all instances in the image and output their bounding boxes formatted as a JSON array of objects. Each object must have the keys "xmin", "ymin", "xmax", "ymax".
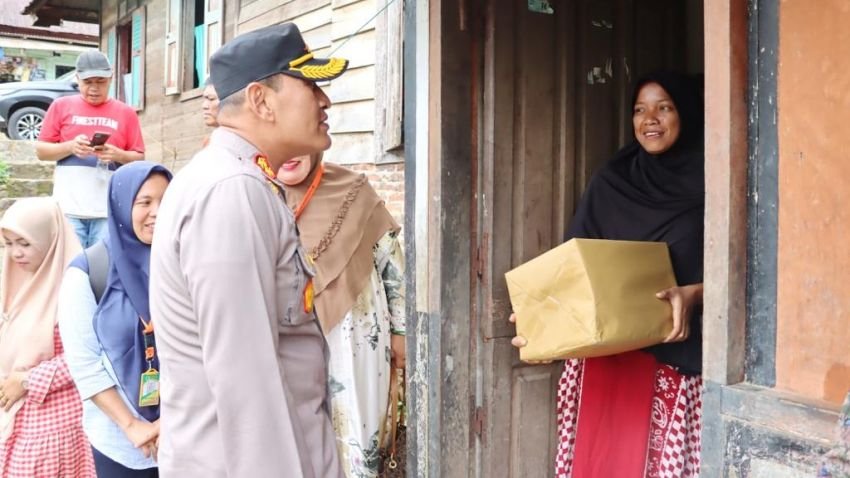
[
  {"xmin": 554, "ymin": 357, "xmax": 702, "ymax": 478},
  {"xmin": 0, "ymin": 326, "xmax": 95, "ymax": 478}
]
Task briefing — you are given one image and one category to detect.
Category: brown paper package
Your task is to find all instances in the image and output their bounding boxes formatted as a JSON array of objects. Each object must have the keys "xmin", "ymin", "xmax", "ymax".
[{"xmin": 505, "ymin": 238, "xmax": 676, "ymax": 362}]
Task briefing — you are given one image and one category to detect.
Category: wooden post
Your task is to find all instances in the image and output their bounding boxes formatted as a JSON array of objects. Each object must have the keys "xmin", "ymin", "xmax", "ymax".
[
  {"xmin": 701, "ymin": 0, "xmax": 749, "ymax": 474},
  {"xmin": 702, "ymin": 0, "xmax": 749, "ymax": 388},
  {"xmin": 406, "ymin": 0, "xmax": 476, "ymax": 475}
]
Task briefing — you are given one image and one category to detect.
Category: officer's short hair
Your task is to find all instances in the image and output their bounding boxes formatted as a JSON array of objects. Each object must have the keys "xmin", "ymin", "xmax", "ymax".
[{"xmin": 218, "ymin": 74, "xmax": 282, "ymax": 113}]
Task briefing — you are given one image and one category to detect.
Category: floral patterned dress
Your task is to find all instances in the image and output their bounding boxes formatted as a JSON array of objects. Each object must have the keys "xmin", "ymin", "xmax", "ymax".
[{"xmin": 327, "ymin": 231, "xmax": 405, "ymax": 478}]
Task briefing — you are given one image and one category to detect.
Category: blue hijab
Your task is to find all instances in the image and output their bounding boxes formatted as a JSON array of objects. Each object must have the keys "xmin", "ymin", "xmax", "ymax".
[{"xmin": 93, "ymin": 161, "xmax": 172, "ymax": 421}]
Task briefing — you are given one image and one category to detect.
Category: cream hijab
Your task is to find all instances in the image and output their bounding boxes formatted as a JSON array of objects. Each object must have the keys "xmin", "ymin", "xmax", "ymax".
[
  {"xmin": 0, "ymin": 198, "xmax": 81, "ymax": 439},
  {"xmin": 284, "ymin": 155, "xmax": 400, "ymax": 333}
]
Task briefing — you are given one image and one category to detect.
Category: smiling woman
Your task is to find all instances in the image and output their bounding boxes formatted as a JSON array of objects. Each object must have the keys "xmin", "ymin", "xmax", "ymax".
[
  {"xmin": 131, "ymin": 173, "xmax": 169, "ymax": 245},
  {"xmin": 633, "ymin": 82, "xmax": 683, "ymax": 155},
  {"xmin": 511, "ymin": 71, "xmax": 706, "ymax": 477},
  {"xmin": 58, "ymin": 161, "xmax": 172, "ymax": 478}
]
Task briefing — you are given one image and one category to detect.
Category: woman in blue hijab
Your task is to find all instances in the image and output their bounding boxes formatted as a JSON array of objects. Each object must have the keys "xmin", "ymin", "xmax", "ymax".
[{"xmin": 58, "ymin": 161, "xmax": 172, "ymax": 478}]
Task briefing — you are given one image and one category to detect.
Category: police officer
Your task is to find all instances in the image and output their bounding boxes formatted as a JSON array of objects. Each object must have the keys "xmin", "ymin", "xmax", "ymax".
[{"xmin": 149, "ymin": 23, "xmax": 349, "ymax": 478}]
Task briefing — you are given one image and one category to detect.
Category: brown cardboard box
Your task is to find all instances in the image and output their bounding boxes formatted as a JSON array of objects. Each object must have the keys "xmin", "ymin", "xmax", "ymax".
[{"xmin": 505, "ymin": 238, "xmax": 676, "ymax": 361}]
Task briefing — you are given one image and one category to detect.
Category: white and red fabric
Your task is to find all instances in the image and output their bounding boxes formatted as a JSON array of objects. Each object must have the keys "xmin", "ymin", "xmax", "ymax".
[{"xmin": 554, "ymin": 352, "xmax": 702, "ymax": 478}]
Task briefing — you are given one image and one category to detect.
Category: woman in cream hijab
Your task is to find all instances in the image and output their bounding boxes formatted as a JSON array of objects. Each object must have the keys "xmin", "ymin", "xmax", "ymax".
[
  {"xmin": 278, "ymin": 154, "xmax": 406, "ymax": 478},
  {"xmin": 0, "ymin": 198, "xmax": 94, "ymax": 477}
]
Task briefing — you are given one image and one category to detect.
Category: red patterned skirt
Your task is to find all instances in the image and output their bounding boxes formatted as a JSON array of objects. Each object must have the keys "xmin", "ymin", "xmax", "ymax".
[{"xmin": 554, "ymin": 351, "xmax": 702, "ymax": 478}]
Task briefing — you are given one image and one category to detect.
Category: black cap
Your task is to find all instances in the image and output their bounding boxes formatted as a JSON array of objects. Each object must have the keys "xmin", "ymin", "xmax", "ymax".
[{"xmin": 210, "ymin": 23, "xmax": 349, "ymax": 100}]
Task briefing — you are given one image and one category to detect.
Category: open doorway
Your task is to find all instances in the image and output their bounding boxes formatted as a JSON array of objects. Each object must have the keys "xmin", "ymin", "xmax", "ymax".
[{"xmin": 474, "ymin": 0, "xmax": 704, "ymax": 475}]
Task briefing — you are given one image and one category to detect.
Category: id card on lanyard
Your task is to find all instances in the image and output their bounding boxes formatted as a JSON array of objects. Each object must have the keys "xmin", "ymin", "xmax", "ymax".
[{"xmin": 138, "ymin": 317, "xmax": 160, "ymax": 407}]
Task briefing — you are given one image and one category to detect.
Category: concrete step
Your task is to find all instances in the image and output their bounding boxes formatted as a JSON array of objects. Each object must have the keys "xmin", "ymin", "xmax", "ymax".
[
  {"xmin": 0, "ymin": 179, "xmax": 53, "ymax": 198},
  {"xmin": 0, "ymin": 139, "xmax": 39, "ymax": 160},
  {"xmin": 1, "ymin": 138, "xmax": 54, "ymax": 187},
  {"xmin": 6, "ymin": 160, "xmax": 54, "ymax": 180}
]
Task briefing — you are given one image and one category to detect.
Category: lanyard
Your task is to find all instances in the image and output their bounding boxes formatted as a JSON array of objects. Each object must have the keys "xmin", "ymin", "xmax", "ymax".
[
  {"xmin": 294, "ymin": 163, "xmax": 325, "ymax": 220},
  {"xmin": 139, "ymin": 316, "xmax": 156, "ymax": 369},
  {"xmin": 137, "ymin": 316, "xmax": 161, "ymax": 408}
]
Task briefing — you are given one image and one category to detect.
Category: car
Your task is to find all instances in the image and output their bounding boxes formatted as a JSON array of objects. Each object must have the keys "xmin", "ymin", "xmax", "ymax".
[{"xmin": 0, "ymin": 71, "xmax": 78, "ymax": 141}]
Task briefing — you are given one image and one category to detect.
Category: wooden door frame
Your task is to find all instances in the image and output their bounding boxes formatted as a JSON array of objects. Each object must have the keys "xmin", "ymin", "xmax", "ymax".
[
  {"xmin": 700, "ymin": 0, "xmax": 750, "ymax": 471},
  {"xmin": 702, "ymin": 0, "xmax": 840, "ymax": 474},
  {"xmin": 406, "ymin": 0, "xmax": 750, "ymax": 475},
  {"xmin": 407, "ymin": 0, "xmax": 839, "ymax": 475},
  {"xmin": 403, "ymin": 0, "xmax": 478, "ymax": 476}
]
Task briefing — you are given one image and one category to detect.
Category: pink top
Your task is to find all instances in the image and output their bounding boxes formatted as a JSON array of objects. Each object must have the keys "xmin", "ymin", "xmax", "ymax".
[{"xmin": 0, "ymin": 326, "xmax": 95, "ymax": 477}]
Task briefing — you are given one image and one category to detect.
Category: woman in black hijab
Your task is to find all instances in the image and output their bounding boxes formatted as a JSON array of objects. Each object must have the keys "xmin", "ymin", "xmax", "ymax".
[{"xmin": 512, "ymin": 72, "xmax": 705, "ymax": 477}]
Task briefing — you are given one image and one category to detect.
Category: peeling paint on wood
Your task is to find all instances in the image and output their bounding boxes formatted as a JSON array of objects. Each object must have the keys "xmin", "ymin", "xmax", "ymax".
[{"xmin": 723, "ymin": 419, "xmax": 829, "ymax": 477}]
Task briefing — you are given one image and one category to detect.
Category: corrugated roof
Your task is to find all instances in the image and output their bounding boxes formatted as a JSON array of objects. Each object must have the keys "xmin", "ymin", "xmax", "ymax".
[
  {"xmin": 2, "ymin": 0, "xmax": 98, "ymax": 32},
  {"xmin": 0, "ymin": 25, "xmax": 97, "ymax": 46},
  {"xmin": 0, "ymin": 0, "xmax": 97, "ymax": 47}
]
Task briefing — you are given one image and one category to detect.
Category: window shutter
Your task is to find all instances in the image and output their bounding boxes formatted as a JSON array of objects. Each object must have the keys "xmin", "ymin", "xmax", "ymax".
[
  {"xmin": 130, "ymin": 8, "xmax": 146, "ymax": 110},
  {"xmin": 203, "ymin": 0, "xmax": 223, "ymax": 82},
  {"xmin": 105, "ymin": 27, "xmax": 117, "ymax": 98},
  {"xmin": 375, "ymin": 0, "xmax": 404, "ymax": 156},
  {"xmin": 164, "ymin": 0, "xmax": 181, "ymax": 95}
]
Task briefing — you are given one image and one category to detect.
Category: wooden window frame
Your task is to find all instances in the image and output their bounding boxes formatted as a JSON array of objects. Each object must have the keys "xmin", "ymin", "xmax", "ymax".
[
  {"xmin": 104, "ymin": 6, "xmax": 145, "ymax": 110},
  {"xmin": 166, "ymin": 0, "xmax": 223, "ymax": 96},
  {"xmin": 374, "ymin": 0, "xmax": 405, "ymax": 163},
  {"xmin": 105, "ymin": 27, "xmax": 117, "ymax": 99},
  {"xmin": 165, "ymin": 0, "xmax": 182, "ymax": 95}
]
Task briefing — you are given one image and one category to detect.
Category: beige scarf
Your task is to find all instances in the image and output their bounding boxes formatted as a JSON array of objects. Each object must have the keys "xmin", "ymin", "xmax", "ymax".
[
  {"xmin": 0, "ymin": 198, "xmax": 81, "ymax": 440},
  {"xmin": 284, "ymin": 156, "xmax": 399, "ymax": 333}
]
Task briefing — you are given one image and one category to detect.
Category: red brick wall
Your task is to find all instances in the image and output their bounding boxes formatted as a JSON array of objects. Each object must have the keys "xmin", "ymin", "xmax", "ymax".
[{"xmin": 346, "ymin": 162, "xmax": 405, "ymax": 225}]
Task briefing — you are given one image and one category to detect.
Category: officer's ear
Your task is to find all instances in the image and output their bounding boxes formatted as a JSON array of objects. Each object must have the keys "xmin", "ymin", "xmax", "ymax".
[{"xmin": 245, "ymin": 82, "xmax": 274, "ymax": 121}]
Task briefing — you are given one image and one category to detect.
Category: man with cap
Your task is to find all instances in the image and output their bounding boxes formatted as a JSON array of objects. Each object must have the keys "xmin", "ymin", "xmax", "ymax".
[
  {"xmin": 149, "ymin": 22, "xmax": 348, "ymax": 478},
  {"xmin": 35, "ymin": 49, "xmax": 145, "ymax": 248}
]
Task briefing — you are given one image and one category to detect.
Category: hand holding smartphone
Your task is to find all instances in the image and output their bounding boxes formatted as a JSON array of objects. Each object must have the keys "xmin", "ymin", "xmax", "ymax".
[
  {"xmin": 90, "ymin": 132, "xmax": 113, "ymax": 178},
  {"xmin": 90, "ymin": 132, "xmax": 111, "ymax": 149}
]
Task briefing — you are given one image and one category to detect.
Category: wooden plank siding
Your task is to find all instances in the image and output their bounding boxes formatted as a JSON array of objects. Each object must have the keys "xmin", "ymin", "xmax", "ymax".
[
  {"xmin": 99, "ymin": 0, "xmax": 235, "ymax": 168},
  {"xmin": 240, "ymin": 0, "xmax": 386, "ymax": 165},
  {"xmin": 98, "ymin": 0, "xmax": 398, "ymax": 170}
]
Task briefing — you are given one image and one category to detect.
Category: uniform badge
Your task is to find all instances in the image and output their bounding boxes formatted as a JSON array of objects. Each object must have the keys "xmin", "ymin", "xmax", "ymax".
[{"xmin": 303, "ymin": 278, "xmax": 315, "ymax": 314}]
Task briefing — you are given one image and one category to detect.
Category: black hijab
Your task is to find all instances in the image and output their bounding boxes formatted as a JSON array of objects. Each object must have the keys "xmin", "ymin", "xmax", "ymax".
[{"xmin": 565, "ymin": 71, "xmax": 705, "ymax": 374}]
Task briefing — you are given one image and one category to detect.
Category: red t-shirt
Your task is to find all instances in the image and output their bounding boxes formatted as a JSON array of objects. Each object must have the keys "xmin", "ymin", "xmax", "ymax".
[{"xmin": 39, "ymin": 95, "xmax": 145, "ymax": 153}]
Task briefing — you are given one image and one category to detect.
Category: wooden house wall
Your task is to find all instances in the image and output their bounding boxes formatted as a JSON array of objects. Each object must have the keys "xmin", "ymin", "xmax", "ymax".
[
  {"xmin": 774, "ymin": 0, "xmax": 850, "ymax": 405},
  {"xmin": 100, "ymin": 0, "xmax": 395, "ymax": 172}
]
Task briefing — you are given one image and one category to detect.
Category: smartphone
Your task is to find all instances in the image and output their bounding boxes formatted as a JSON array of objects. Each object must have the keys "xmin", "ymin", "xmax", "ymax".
[{"xmin": 90, "ymin": 132, "xmax": 111, "ymax": 148}]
